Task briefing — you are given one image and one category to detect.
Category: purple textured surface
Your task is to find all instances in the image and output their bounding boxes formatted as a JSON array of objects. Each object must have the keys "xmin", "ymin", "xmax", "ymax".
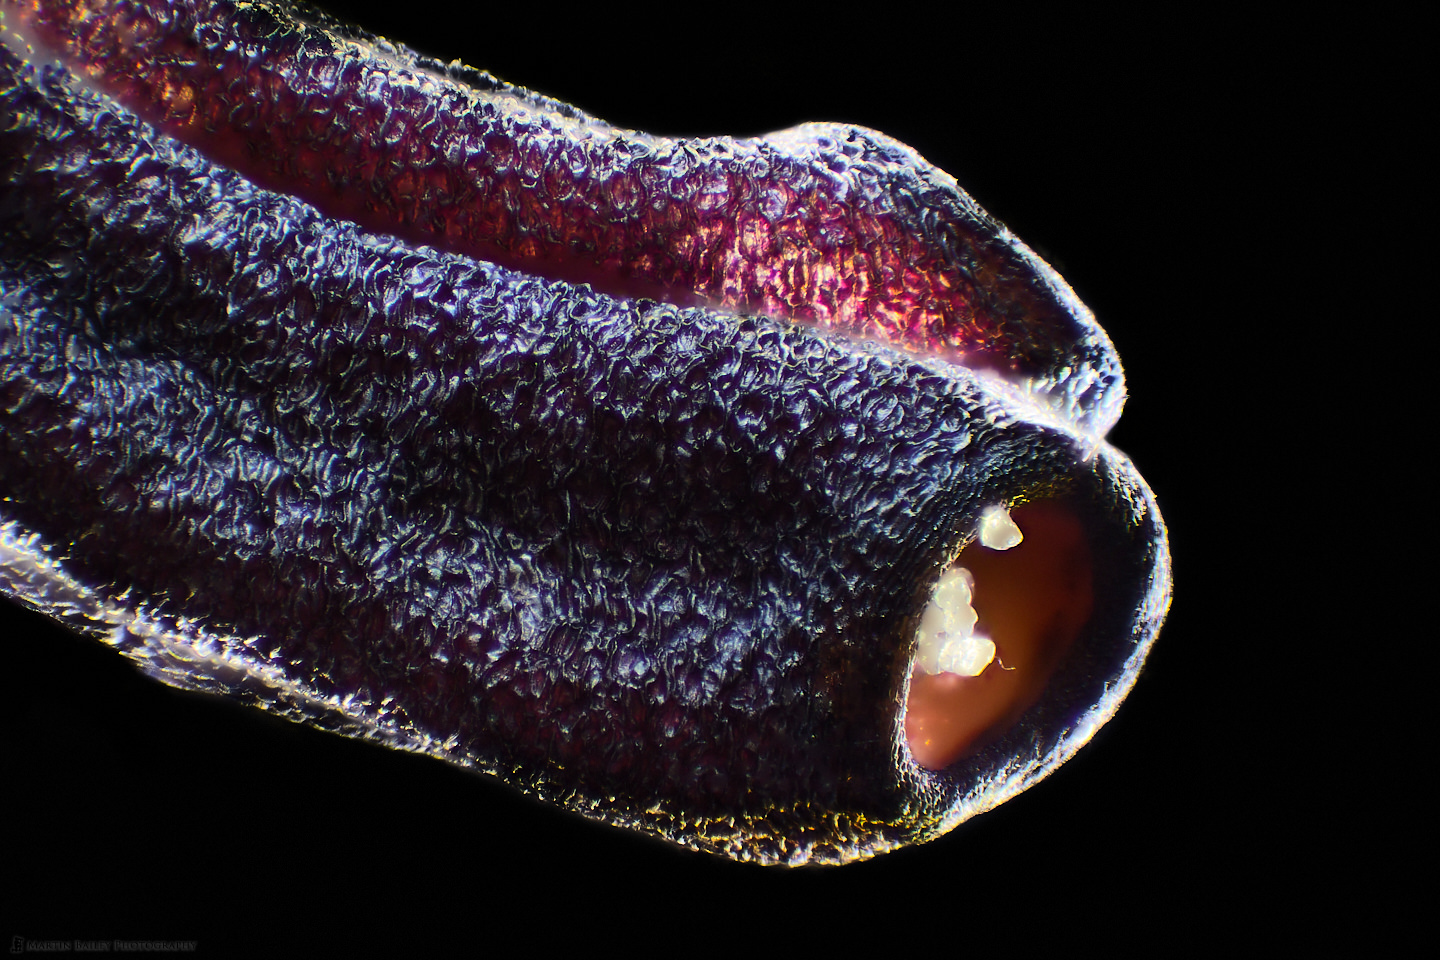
[
  {"xmin": 10, "ymin": 0, "xmax": 1125, "ymax": 432},
  {"xmin": 0, "ymin": 1, "xmax": 1167, "ymax": 864}
]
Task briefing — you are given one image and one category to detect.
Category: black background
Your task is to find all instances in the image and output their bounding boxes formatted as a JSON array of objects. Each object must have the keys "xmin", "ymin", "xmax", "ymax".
[{"xmin": 4, "ymin": 1, "xmax": 1398, "ymax": 952}]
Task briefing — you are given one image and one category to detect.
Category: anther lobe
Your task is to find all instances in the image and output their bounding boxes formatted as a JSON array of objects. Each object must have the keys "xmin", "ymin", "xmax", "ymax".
[
  {"xmin": 10, "ymin": 0, "xmax": 1122, "ymax": 431},
  {"xmin": 0, "ymin": 1, "xmax": 1169, "ymax": 864}
]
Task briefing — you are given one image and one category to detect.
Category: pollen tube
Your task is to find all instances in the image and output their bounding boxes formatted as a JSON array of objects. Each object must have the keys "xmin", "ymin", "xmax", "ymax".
[{"xmin": 904, "ymin": 502, "xmax": 1095, "ymax": 770}]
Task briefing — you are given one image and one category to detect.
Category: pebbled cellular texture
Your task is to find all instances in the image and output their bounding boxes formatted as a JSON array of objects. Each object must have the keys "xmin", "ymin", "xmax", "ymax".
[
  {"xmin": 0, "ymin": 0, "xmax": 1170, "ymax": 864},
  {"xmin": 6, "ymin": 0, "xmax": 1125, "ymax": 434}
]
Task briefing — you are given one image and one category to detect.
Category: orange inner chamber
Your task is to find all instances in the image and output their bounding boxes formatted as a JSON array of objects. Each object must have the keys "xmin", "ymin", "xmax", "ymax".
[{"xmin": 904, "ymin": 502, "xmax": 1094, "ymax": 770}]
